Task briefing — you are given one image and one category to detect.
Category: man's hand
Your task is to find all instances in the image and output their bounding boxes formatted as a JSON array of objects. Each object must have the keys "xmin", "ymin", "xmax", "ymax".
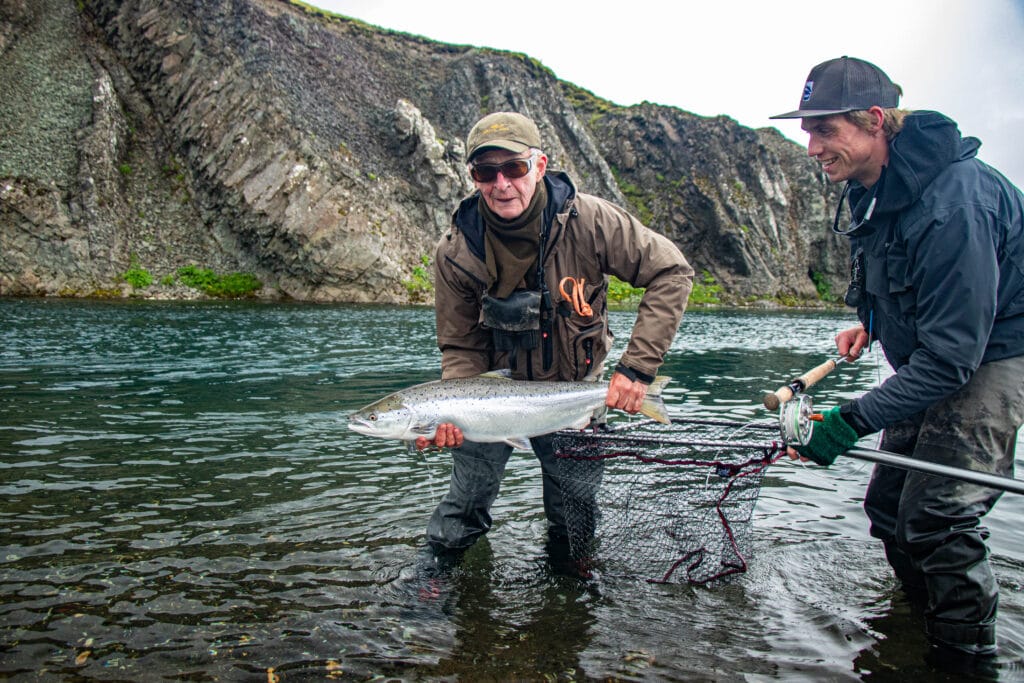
[
  {"xmin": 836, "ymin": 325, "xmax": 869, "ymax": 360},
  {"xmin": 787, "ymin": 406, "xmax": 857, "ymax": 466},
  {"xmin": 605, "ymin": 371, "xmax": 648, "ymax": 414},
  {"xmin": 415, "ymin": 423, "xmax": 464, "ymax": 451}
]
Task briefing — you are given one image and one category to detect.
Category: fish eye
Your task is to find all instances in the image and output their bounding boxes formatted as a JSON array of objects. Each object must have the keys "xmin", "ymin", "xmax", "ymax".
[{"xmin": 369, "ymin": 413, "xmax": 377, "ymax": 421}]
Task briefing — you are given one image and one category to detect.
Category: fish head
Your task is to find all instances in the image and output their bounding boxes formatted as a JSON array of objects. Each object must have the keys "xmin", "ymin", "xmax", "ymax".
[{"xmin": 348, "ymin": 394, "xmax": 417, "ymax": 440}]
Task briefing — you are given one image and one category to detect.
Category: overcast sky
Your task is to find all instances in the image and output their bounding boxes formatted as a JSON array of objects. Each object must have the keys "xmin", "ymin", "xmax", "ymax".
[{"xmin": 305, "ymin": 0, "xmax": 1024, "ymax": 189}]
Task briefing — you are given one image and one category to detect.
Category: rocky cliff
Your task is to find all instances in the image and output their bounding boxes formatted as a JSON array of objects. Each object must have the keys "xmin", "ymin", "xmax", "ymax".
[{"xmin": 0, "ymin": 0, "xmax": 847, "ymax": 303}]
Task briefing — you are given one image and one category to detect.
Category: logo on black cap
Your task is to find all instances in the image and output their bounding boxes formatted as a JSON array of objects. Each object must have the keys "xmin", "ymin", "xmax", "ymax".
[{"xmin": 771, "ymin": 56, "xmax": 900, "ymax": 120}]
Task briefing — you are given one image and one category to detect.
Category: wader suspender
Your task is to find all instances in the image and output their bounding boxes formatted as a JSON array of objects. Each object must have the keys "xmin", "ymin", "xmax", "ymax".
[{"xmin": 536, "ymin": 214, "xmax": 554, "ymax": 374}]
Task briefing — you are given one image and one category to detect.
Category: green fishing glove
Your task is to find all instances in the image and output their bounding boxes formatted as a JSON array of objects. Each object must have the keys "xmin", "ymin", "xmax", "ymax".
[{"xmin": 794, "ymin": 406, "xmax": 858, "ymax": 466}]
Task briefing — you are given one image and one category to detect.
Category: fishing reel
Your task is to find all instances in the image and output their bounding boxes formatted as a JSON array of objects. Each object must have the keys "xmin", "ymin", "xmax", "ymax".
[
  {"xmin": 763, "ymin": 355, "xmax": 848, "ymax": 447},
  {"xmin": 778, "ymin": 394, "xmax": 815, "ymax": 446}
]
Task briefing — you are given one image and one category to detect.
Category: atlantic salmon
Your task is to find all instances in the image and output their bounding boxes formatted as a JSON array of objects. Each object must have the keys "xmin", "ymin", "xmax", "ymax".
[{"xmin": 348, "ymin": 372, "xmax": 671, "ymax": 449}]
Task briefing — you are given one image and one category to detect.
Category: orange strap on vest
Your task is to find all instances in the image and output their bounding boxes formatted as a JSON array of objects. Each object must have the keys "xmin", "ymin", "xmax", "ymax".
[{"xmin": 559, "ymin": 276, "xmax": 593, "ymax": 317}]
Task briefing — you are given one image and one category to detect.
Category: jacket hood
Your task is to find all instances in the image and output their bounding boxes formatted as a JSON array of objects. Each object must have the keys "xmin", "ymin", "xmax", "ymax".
[
  {"xmin": 881, "ymin": 111, "xmax": 974, "ymax": 212},
  {"xmin": 850, "ymin": 111, "xmax": 974, "ymax": 220}
]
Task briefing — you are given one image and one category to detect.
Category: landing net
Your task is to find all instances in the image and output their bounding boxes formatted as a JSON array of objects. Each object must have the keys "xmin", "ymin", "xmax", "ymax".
[{"xmin": 553, "ymin": 417, "xmax": 784, "ymax": 585}]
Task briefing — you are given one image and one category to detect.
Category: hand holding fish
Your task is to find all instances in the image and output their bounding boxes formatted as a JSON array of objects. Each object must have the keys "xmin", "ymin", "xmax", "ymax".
[
  {"xmin": 605, "ymin": 371, "xmax": 648, "ymax": 414},
  {"xmin": 415, "ymin": 423, "xmax": 463, "ymax": 451}
]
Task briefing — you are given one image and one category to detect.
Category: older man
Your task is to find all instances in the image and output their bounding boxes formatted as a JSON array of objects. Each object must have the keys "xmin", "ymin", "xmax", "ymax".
[
  {"xmin": 772, "ymin": 56, "xmax": 1024, "ymax": 659},
  {"xmin": 421, "ymin": 111, "xmax": 693, "ymax": 561}
]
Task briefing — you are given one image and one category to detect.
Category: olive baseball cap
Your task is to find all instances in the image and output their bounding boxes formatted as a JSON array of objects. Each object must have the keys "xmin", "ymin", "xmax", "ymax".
[
  {"xmin": 466, "ymin": 112, "xmax": 542, "ymax": 160},
  {"xmin": 770, "ymin": 56, "xmax": 900, "ymax": 119}
]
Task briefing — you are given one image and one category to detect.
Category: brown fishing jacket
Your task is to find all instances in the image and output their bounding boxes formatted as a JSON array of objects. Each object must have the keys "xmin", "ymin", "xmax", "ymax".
[{"xmin": 434, "ymin": 171, "xmax": 693, "ymax": 382}]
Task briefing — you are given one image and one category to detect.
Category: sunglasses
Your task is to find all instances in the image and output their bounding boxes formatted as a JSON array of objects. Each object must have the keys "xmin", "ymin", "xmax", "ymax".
[
  {"xmin": 831, "ymin": 165, "xmax": 886, "ymax": 236},
  {"xmin": 469, "ymin": 154, "xmax": 536, "ymax": 183}
]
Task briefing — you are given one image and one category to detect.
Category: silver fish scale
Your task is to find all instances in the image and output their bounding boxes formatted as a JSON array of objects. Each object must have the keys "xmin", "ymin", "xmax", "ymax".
[{"xmin": 402, "ymin": 377, "xmax": 608, "ymax": 443}]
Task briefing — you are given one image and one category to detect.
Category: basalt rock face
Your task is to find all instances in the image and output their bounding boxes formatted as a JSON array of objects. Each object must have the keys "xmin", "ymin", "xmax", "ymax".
[
  {"xmin": 579, "ymin": 101, "xmax": 849, "ymax": 299},
  {"xmin": 0, "ymin": 0, "xmax": 847, "ymax": 303}
]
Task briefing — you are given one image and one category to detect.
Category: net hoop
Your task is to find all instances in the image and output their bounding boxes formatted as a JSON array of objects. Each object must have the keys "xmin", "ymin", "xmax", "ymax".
[{"xmin": 553, "ymin": 417, "xmax": 785, "ymax": 585}]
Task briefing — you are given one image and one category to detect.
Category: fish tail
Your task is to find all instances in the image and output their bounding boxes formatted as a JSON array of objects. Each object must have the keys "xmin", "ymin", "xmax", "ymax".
[{"xmin": 639, "ymin": 375, "xmax": 671, "ymax": 424}]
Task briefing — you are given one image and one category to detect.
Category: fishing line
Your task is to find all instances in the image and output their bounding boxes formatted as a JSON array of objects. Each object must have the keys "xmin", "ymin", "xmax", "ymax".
[{"xmin": 416, "ymin": 446, "xmax": 443, "ymax": 502}]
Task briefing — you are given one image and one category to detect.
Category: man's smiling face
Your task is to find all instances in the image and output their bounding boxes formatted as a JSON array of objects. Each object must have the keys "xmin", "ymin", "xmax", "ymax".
[{"xmin": 801, "ymin": 111, "xmax": 889, "ymax": 187}]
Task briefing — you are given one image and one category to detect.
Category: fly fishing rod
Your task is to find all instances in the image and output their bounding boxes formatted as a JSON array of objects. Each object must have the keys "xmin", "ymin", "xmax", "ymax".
[{"xmin": 763, "ymin": 355, "xmax": 849, "ymax": 410}]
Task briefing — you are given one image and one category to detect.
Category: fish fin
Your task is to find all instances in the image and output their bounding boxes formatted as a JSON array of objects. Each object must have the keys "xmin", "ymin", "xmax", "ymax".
[
  {"xmin": 569, "ymin": 415, "xmax": 593, "ymax": 430},
  {"xmin": 410, "ymin": 421, "xmax": 438, "ymax": 436},
  {"xmin": 479, "ymin": 369, "xmax": 512, "ymax": 379},
  {"xmin": 648, "ymin": 376, "xmax": 671, "ymax": 396},
  {"xmin": 505, "ymin": 437, "xmax": 531, "ymax": 450},
  {"xmin": 640, "ymin": 376, "xmax": 672, "ymax": 424}
]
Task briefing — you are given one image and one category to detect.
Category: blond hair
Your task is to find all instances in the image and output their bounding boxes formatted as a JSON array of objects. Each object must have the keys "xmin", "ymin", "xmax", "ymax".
[{"xmin": 845, "ymin": 108, "xmax": 912, "ymax": 141}]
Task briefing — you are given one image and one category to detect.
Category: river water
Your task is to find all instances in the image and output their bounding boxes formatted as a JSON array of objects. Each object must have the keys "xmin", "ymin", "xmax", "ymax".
[{"xmin": 1, "ymin": 298, "xmax": 1022, "ymax": 681}]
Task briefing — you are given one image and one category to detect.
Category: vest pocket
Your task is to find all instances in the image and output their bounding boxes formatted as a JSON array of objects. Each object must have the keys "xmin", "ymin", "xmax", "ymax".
[
  {"xmin": 559, "ymin": 319, "xmax": 608, "ymax": 380},
  {"xmin": 885, "ymin": 250, "xmax": 917, "ymax": 317}
]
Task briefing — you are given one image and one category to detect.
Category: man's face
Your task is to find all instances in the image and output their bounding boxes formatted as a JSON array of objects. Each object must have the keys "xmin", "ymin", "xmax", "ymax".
[
  {"xmin": 471, "ymin": 149, "xmax": 548, "ymax": 220},
  {"xmin": 800, "ymin": 112, "xmax": 888, "ymax": 187}
]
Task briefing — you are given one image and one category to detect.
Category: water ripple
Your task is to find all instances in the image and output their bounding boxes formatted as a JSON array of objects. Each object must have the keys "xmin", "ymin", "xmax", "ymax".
[{"xmin": 1, "ymin": 299, "xmax": 1021, "ymax": 679}]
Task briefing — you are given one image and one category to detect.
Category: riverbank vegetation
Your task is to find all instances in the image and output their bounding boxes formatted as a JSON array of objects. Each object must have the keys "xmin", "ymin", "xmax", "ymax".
[{"xmin": 118, "ymin": 262, "xmax": 263, "ymax": 298}]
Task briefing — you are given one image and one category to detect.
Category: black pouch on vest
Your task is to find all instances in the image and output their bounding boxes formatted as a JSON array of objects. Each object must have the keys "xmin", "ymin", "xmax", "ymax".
[{"xmin": 482, "ymin": 289, "xmax": 541, "ymax": 352}]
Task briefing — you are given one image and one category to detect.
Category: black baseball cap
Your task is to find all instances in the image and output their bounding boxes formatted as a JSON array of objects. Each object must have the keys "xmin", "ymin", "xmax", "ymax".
[{"xmin": 770, "ymin": 56, "xmax": 901, "ymax": 119}]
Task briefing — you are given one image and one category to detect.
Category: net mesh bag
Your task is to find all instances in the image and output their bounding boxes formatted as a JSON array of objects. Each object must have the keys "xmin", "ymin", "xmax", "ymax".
[{"xmin": 553, "ymin": 418, "xmax": 784, "ymax": 585}]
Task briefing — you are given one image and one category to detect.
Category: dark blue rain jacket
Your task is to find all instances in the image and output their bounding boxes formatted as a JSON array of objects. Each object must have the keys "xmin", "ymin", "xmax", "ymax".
[{"xmin": 843, "ymin": 111, "xmax": 1024, "ymax": 433}]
